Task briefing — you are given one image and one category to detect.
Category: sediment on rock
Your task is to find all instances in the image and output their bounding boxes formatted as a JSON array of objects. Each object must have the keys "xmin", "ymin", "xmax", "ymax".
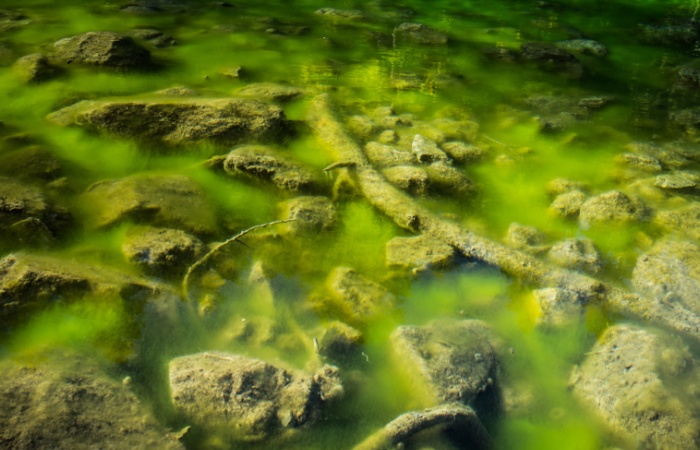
[{"xmin": 307, "ymin": 93, "xmax": 700, "ymax": 343}]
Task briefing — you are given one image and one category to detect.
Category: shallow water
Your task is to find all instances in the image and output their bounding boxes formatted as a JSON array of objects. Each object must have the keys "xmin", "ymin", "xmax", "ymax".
[{"xmin": 1, "ymin": 0, "xmax": 700, "ymax": 449}]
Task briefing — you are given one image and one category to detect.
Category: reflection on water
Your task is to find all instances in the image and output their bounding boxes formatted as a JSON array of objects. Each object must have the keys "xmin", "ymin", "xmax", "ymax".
[{"xmin": 1, "ymin": 0, "xmax": 700, "ymax": 449}]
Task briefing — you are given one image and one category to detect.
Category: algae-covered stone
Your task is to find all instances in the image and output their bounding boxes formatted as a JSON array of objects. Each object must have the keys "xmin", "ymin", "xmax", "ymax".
[
  {"xmin": 548, "ymin": 238, "xmax": 602, "ymax": 274},
  {"xmin": 13, "ymin": 53, "xmax": 60, "ymax": 83},
  {"xmin": 47, "ymin": 98, "xmax": 292, "ymax": 146},
  {"xmin": 394, "ymin": 23, "xmax": 448, "ymax": 45},
  {"xmin": 555, "ymin": 39, "xmax": 608, "ymax": 56},
  {"xmin": 0, "ymin": 146, "xmax": 63, "ymax": 181},
  {"xmin": 412, "ymin": 134, "xmax": 450, "ymax": 164},
  {"xmin": 279, "ymin": 196, "xmax": 337, "ymax": 235},
  {"xmin": 315, "ymin": 8, "xmax": 367, "ymax": 21},
  {"xmin": 632, "ymin": 240, "xmax": 700, "ymax": 316},
  {"xmin": 571, "ymin": 325, "xmax": 700, "ymax": 449},
  {"xmin": 0, "ymin": 252, "xmax": 156, "ymax": 320},
  {"xmin": 390, "ymin": 319, "xmax": 499, "ymax": 405},
  {"xmin": 224, "ymin": 146, "xmax": 322, "ymax": 193},
  {"xmin": 654, "ymin": 203, "xmax": 700, "ymax": 240},
  {"xmin": 549, "ymin": 189, "xmax": 587, "ymax": 219},
  {"xmin": 521, "ymin": 42, "xmax": 585, "ymax": 78},
  {"xmin": 322, "ymin": 267, "xmax": 396, "ymax": 326},
  {"xmin": 53, "ymin": 31, "xmax": 152, "ymax": 69},
  {"xmin": 441, "ymin": 141, "xmax": 486, "ymax": 164},
  {"xmin": 385, "ymin": 234, "xmax": 456, "ymax": 272},
  {"xmin": 578, "ymin": 190, "xmax": 647, "ymax": 226},
  {"xmin": 122, "ymin": 227, "xmax": 204, "ymax": 278},
  {"xmin": 236, "ymin": 83, "xmax": 304, "ymax": 103},
  {"xmin": 533, "ymin": 287, "xmax": 585, "ymax": 327},
  {"xmin": 364, "ymin": 142, "xmax": 415, "ymax": 167},
  {"xmin": 381, "ymin": 165, "xmax": 429, "ymax": 196},
  {"xmin": 425, "ymin": 161, "xmax": 477, "ymax": 198},
  {"xmin": 318, "ymin": 321, "xmax": 363, "ymax": 364},
  {"xmin": 0, "ymin": 352, "xmax": 185, "ymax": 450},
  {"xmin": 505, "ymin": 222, "xmax": 547, "ymax": 253},
  {"xmin": 168, "ymin": 352, "xmax": 342, "ymax": 442},
  {"xmin": 654, "ymin": 170, "xmax": 700, "ymax": 190},
  {"xmin": 83, "ymin": 174, "xmax": 218, "ymax": 236}
]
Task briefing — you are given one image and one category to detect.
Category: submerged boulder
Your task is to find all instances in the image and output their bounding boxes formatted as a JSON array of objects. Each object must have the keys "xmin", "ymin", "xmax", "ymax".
[
  {"xmin": 223, "ymin": 146, "xmax": 322, "ymax": 193},
  {"xmin": 320, "ymin": 267, "xmax": 396, "ymax": 326},
  {"xmin": 0, "ymin": 252, "xmax": 156, "ymax": 320},
  {"xmin": 168, "ymin": 352, "xmax": 342, "ymax": 442},
  {"xmin": 13, "ymin": 53, "xmax": 60, "ymax": 83},
  {"xmin": 53, "ymin": 31, "xmax": 151, "ymax": 69},
  {"xmin": 533, "ymin": 287, "xmax": 586, "ymax": 327},
  {"xmin": 381, "ymin": 165, "xmax": 429, "ymax": 196},
  {"xmin": 632, "ymin": 240, "xmax": 700, "ymax": 317},
  {"xmin": 654, "ymin": 203, "xmax": 700, "ymax": 240},
  {"xmin": 121, "ymin": 227, "xmax": 204, "ymax": 278},
  {"xmin": 505, "ymin": 222, "xmax": 547, "ymax": 253},
  {"xmin": 393, "ymin": 23, "xmax": 449, "ymax": 45},
  {"xmin": 571, "ymin": 325, "xmax": 700, "ymax": 449},
  {"xmin": 520, "ymin": 42, "xmax": 584, "ymax": 78},
  {"xmin": 0, "ymin": 352, "xmax": 185, "ymax": 450},
  {"xmin": 279, "ymin": 196, "xmax": 337, "ymax": 235},
  {"xmin": 578, "ymin": 190, "xmax": 647, "ymax": 226},
  {"xmin": 364, "ymin": 142, "xmax": 415, "ymax": 167},
  {"xmin": 47, "ymin": 98, "xmax": 292, "ymax": 146},
  {"xmin": 390, "ymin": 319, "xmax": 499, "ymax": 406},
  {"xmin": 548, "ymin": 238, "xmax": 602, "ymax": 274},
  {"xmin": 82, "ymin": 174, "xmax": 218, "ymax": 236},
  {"xmin": 385, "ymin": 234, "xmax": 456, "ymax": 272}
]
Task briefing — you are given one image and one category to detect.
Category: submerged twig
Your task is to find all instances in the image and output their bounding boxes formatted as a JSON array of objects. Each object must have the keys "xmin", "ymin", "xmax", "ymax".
[{"xmin": 181, "ymin": 219, "xmax": 296, "ymax": 302}]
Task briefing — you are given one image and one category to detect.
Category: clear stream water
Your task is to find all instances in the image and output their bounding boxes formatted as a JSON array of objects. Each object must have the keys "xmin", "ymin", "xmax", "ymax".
[{"xmin": 1, "ymin": 0, "xmax": 699, "ymax": 449}]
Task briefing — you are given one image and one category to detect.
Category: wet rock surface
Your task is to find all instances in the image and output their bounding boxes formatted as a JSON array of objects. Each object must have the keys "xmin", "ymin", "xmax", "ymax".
[
  {"xmin": 548, "ymin": 238, "xmax": 602, "ymax": 274},
  {"xmin": 654, "ymin": 203, "xmax": 700, "ymax": 240},
  {"xmin": 390, "ymin": 319, "xmax": 499, "ymax": 405},
  {"xmin": 578, "ymin": 190, "xmax": 647, "ymax": 226},
  {"xmin": 168, "ymin": 352, "xmax": 342, "ymax": 442},
  {"xmin": 571, "ymin": 325, "xmax": 700, "ymax": 449},
  {"xmin": 223, "ymin": 146, "xmax": 323, "ymax": 193},
  {"xmin": 47, "ymin": 98, "xmax": 292, "ymax": 146},
  {"xmin": 505, "ymin": 223, "xmax": 548, "ymax": 253},
  {"xmin": 533, "ymin": 287, "xmax": 585, "ymax": 327},
  {"xmin": 83, "ymin": 174, "xmax": 218, "ymax": 236},
  {"xmin": 121, "ymin": 227, "xmax": 205, "ymax": 278},
  {"xmin": 0, "ymin": 352, "xmax": 185, "ymax": 450},
  {"xmin": 0, "ymin": 252, "xmax": 156, "ymax": 320},
  {"xmin": 279, "ymin": 195, "xmax": 337, "ymax": 234},
  {"xmin": 320, "ymin": 267, "xmax": 396, "ymax": 326},
  {"xmin": 13, "ymin": 53, "xmax": 60, "ymax": 83},
  {"xmin": 53, "ymin": 31, "xmax": 152, "ymax": 69},
  {"xmin": 385, "ymin": 234, "xmax": 456, "ymax": 272}
]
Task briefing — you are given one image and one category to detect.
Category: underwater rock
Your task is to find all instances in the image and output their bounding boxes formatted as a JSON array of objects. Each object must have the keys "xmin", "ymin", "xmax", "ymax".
[
  {"xmin": 632, "ymin": 240, "xmax": 700, "ymax": 317},
  {"xmin": 548, "ymin": 238, "xmax": 602, "ymax": 274},
  {"xmin": 83, "ymin": 174, "xmax": 218, "ymax": 236},
  {"xmin": 318, "ymin": 321, "xmax": 363, "ymax": 364},
  {"xmin": 0, "ymin": 252, "xmax": 156, "ymax": 320},
  {"xmin": 654, "ymin": 203, "xmax": 700, "ymax": 240},
  {"xmin": 385, "ymin": 234, "xmax": 456, "ymax": 272},
  {"xmin": 412, "ymin": 134, "xmax": 450, "ymax": 164},
  {"xmin": 236, "ymin": 83, "xmax": 304, "ymax": 103},
  {"xmin": 675, "ymin": 59, "xmax": 700, "ymax": 90},
  {"xmin": 381, "ymin": 165, "xmax": 429, "ymax": 196},
  {"xmin": 0, "ymin": 145, "xmax": 63, "ymax": 181},
  {"xmin": 441, "ymin": 141, "xmax": 486, "ymax": 164},
  {"xmin": 520, "ymin": 42, "xmax": 584, "ymax": 78},
  {"xmin": 223, "ymin": 145, "xmax": 322, "ymax": 193},
  {"xmin": 614, "ymin": 152, "xmax": 663, "ymax": 173},
  {"xmin": 279, "ymin": 196, "xmax": 337, "ymax": 235},
  {"xmin": 0, "ymin": 177, "xmax": 70, "ymax": 247},
  {"xmin": 128, "ymin": 28, "xmax": 177, "ymax": 48},
  {"xmin": 315, "ymin": 8, "xmax": 367, "ymax": 21},
  {"xmin": 347, "ymin": 115, "xmax": 380, "ymax": 140},
  {"xmin": 364, "ymin": 142, "xmax": 415, "ymax": 167},
  {"xmin": 168, "ymin": 352, "xmax": 343, "ymax": 442},
  {"xmin": 352, "ymin": 403, "xmax": 493, "ymax": 450},
  {"xmin": 640, "ymin": 22, "xmax": 700, "ymax": 48},
  {"xmin": 394, "ymin": 22, "xmax": 449, "ymax": 45},
  {"xmin": 546, "ymin": 177, "xmax": 589, "ymax": 196},
  {"xmin": 122, "ymin": 227, "xmax": 205, "ymax": 278},
  {"xmin": 321, "ymin": 267, "xmax": 396, "ymax": 326},
  {"xmin": 555, "ymin": 39, "xmax": 608, "ymax": 56},
  {"xmin": 571, "ymin": 324, "xmax": 700, "ymax": 449},
  {"xmin": 48, "ymin": 97, "xmax": 292, "ymax": 147},
  {"xmin": 578, "ymin": 190, "xmax": 647, "ymax": 226},
  {"xmin": 654, "ymin": 170, "xmax": 700, "ymax": 191},
  {"xmin": 53, "ymin": 31, "xmax": 152, "ymax": 69},
  {"xmin": 0, "ymin": 352, "xmax": 185, "ymax": 450},
  {"xmin": 533, "ymin": 287, "xmax": 585, "ymax": 327},
  {"xmin": 669, "ymin": 107, "xmax": 700, "ymax": 133},
  {"xmin": 390, "ymin": 319, "xmax": 499, "ymax": 405},
  {"xmin": 13, "ymin": 53, "xmax": 60, "ymax": 83},
  {"xmin": 425, "ymin": 161, "xmax": 477, "ymax": 198},
  {"xmin": 505, "ymin": 222, "xmax": 548, "ymax": 253}
]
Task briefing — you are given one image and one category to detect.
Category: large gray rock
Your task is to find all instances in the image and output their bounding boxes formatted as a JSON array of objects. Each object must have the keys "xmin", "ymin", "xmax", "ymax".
[
  {"xmin": 53, "ymin": 31, "xmax": 151, "ymax": 69},
  {"xmin": 632, "ymin": 240, "xmax": 700, "ymax": 316},
  {"xmin": 390, "ymin": 319, "xmax": 499, "ymax": 405},
  {"xmin": 121, "ymin": 227, "xmax": 205, "ymax": 278},
  {"xmin": 578, "ymin": 190, "xmax": 647, "ymax": 226},
  {"xmin": 570, "ymin": 325, "xmax": 700, "ymax": 449},
  {"xmin": 168, "ymin": 352, "xmax": 343, "ymax": 442},
  {"xmin": 223, "ymin": 146, "xmax": 322, "ymax": 193},
  {"xmin": 82, "ymin": 174, "xmax": 218, "ymax": 236},
  {"xmin": 0, "ymin": 352, "xmax": 184, "ymax": 450},
  {"xmin": 47, "ymin": 98, "xmax": 292, "ymax": 146},
  {"xmin": 0, "ymin": 252, "xmax": 156, "ymax": 320}
]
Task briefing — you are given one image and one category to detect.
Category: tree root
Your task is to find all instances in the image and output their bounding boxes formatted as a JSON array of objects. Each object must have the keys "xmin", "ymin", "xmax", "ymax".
[{"xmin": 307, "ymin": 93, "xmax": 700, "ymax": 343}]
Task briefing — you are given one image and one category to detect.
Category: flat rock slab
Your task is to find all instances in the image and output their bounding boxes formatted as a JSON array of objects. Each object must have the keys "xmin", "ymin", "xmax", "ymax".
[
  {"xmin": 571, "ymin": 325, "xmax": 700, "ymax": 449},
  {"xmin": 390, "ymin": 319, "xmax": 498, "ymax": 405},
  {"xmin": 0, "ymin": 352, "xmax": 184, "ymax": 450},
  {"xmin": 47, "ymin": 98, "xmax": 292, "ymax": 146},
  {"xmin": 0, "ymin": 252, "xmax": 156, "ymax": 320},
  {"xmin": 82, "ymin": 174, "xmax": 218, "ymax": 236},
  {"xmin": 168, "ymin": 352, "xmax": 342, "ymax": 442},
  {"xmin": 53, "ymin": 31, "xmax": 151, "ymax": 69}
]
